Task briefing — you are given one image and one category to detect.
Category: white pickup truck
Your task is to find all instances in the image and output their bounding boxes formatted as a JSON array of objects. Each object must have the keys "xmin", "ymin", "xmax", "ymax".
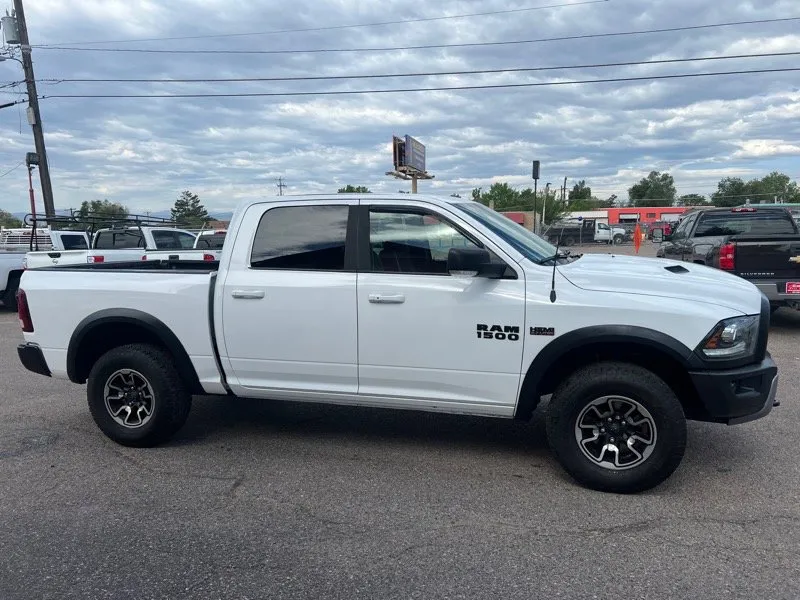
[
  {"xmin": 24, "ymin": 225, "xmax": 200, "ymax": 268},
  {"xmin": 1, "ymin": 228, "xmax": 90, "ymax": 310},
  {"xmin": 15, "ymin": 194, "xmax": 780, "ymax": 493}
]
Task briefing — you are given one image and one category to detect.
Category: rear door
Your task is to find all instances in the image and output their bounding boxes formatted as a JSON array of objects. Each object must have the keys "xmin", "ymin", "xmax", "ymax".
[
  {"xmin": 219, "ymin": 199, "xmax": 359, "ymax": 397},
  {"xmin": 355, "ymin": 200, "xmax": 526, "ymax": 413}
]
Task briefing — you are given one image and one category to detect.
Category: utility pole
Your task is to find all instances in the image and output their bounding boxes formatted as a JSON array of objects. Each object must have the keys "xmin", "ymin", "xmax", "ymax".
[
  {"xmin": 10, "ymin": 0, "xmax": 55, "ymax": 218},
  {"xmin": 276, "ymin": 177, "xmax": 287, "ymax": 196}
]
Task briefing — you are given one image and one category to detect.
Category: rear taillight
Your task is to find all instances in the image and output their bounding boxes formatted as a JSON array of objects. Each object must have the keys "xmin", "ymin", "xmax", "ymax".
[
  {"xmin": 17, "ymin": 289, "xmax": 33, "ymax": 332},
  {"xmin": 141, "ymin": 255, "xmax": 148, "ymax": 261},
  {"xmin": 719, "ymin": 242, "xmax": 736, "ymax": 270},
  {"xmin": 203, "ymin": 253, "xmax": 215, "ymax": 261},
  {"xmin": 88, "ymin": 255, "xmax": 104, "ymax": 263}
]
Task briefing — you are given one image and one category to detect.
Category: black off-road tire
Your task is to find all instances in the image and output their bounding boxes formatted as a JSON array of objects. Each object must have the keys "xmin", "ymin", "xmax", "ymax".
[
  {"xmin": 2, "ymin": 273, "xmax": 20, "ymax": 312},
  {"xmin": 546, "ymin": 361, "xmax": 687, "ymax": 494},
  {"xmin": 87, "ymin": 343, "xmax": 192, "ymax": 447}
]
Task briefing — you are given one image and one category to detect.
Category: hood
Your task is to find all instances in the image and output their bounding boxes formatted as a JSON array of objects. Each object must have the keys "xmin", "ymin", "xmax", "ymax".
[{"xmin": 557, "ymin": 253, "xmax": 762, "ymax": 315}]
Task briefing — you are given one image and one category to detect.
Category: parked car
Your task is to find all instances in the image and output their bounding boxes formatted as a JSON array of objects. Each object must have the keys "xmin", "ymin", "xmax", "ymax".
[
  {"xmin": 16, "ymin": 194, "xmax": 779, "ymax": 494},
  {"xmin": 656, "ymin": 206, "xmax": 800, "ymax": 312},
  {"xmin": 1, "ymin": 228, "xmax": 91, "ymax": 310},
  {"xmin": 25, "ymin": 224, "xmax": 200, "ymax": 268},
  {"xmin": 544, "ymin": 218, "xmax": 627, "ymax": 245},
  {"xmin": 647, "ymin": 221, "xmax": 674, "ymax": 240}
]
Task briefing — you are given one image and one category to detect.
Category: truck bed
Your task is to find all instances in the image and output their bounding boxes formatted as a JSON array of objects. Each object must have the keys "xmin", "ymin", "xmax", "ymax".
[{"xmin": 19, "ymin": 262, "xmax": 225, "ymax": 393}]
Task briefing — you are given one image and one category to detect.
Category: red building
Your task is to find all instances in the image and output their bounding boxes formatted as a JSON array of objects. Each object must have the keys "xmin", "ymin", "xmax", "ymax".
[{"xmin": 606, "ymin": 206, "xmax": 690, "ymax": 225}]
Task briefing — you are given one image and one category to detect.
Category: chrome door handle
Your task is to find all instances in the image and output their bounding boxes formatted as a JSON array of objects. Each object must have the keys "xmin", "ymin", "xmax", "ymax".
[
  {"xmin": 368, "ymin": 293, "xmax": 405, "ymax": 304},
  {"xmin": 231, "ymin": 289, "xmax": 265, "ymax": 299}
]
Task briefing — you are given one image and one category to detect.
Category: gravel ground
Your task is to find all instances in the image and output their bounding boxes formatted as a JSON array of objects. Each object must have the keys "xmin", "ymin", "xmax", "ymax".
[{"xmin": 1, "ymin": 250, "xmax": 798, "ymax": 599}]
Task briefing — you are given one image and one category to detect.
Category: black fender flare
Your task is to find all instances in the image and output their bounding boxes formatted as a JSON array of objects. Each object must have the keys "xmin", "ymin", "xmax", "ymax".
[
  {"xmin": 67, "ymin": 308, "xmax": 202, "ymax": 392},
  {"xmin": 515, "ymin": 325, "xmax": 697, "ymax": 420}
]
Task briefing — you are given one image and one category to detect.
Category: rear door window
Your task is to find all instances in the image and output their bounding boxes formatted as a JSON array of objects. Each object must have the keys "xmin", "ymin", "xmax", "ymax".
[{"xmin": 250, "ymin": 205, "xmax": 350, "ymax": 270}]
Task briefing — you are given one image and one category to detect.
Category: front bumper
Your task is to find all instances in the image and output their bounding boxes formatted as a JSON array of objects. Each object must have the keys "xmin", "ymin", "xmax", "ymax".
[
  {"xmin": 689, "ymin": 354, "xmax": 779, "ymax": 425},
  {"xmin": 17, "ymin": 343, "xmax": 51, "ymax": 377}
]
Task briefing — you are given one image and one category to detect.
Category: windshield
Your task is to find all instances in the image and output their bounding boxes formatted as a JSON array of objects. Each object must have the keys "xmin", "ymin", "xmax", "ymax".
[{"xmin": 453, "ymin": 201, "xmax": 557, "ymax": 262}]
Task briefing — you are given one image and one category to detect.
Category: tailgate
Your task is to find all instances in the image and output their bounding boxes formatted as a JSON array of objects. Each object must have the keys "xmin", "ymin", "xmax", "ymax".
[{"xmin": 733, "ymin": 236, "xmax": 800, "ymax": 280}]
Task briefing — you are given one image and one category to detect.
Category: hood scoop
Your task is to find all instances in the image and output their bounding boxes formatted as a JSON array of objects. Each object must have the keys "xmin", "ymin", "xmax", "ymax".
[{"xmin": 664, "ymin": 265, "xmax": 689, "ymax": 274}]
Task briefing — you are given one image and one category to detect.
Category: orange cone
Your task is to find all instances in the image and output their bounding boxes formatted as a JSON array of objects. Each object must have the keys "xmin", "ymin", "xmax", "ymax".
[{"xmin": 634, "ymin": 223, "xmax": 642, "ymax": 254}]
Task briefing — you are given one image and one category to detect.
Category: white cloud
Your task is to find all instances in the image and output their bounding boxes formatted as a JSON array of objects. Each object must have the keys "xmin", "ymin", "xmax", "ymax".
[{"xmin": 0, "ymin": 0, "xmax": 797, "ymax": 212}]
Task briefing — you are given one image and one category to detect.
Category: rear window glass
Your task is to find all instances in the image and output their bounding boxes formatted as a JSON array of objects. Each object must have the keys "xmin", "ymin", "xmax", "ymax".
[
  {"xmin": 60, "ymin": 234, "xmax": 88, "ymax": 250},
  {"xmin": 195, "ymin": 232, "xmax": 226, "ymax": 249},
  {"xmin": 694, "ymin": 212, "xmax": 797, "ymax": 237},
  {"xmin": 151, "ymin": 230, "xmax": 196, "ymax": 249},
  {"xmin": 93, "ymin": 231, "xmax": 144, "ymax": 249}
]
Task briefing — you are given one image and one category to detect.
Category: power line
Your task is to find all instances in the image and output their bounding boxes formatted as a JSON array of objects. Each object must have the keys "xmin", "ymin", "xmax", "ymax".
[
  {"xmin": 0, "ymin": 161, "xmax": 24, "ymax": 178},
  {"xmin": 33, "ymin": 16, "xmax": 800, "ymax": 56},
  {"xmin": 36, "ymin": 0, "xmax": 609, "ymax": 47},
  {"xmin": 41, "ymin": 51, "xmax": 800, "ymax": 84},
  {"xmin": 40, "ymin": 67, "xmax": 800, "ymax": 99}
]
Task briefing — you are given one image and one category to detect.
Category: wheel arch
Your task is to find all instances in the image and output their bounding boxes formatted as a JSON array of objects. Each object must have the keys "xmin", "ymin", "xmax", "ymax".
[
  {"xmin": 515, "ymin": 325, "xmax": 707, "ymax": 421},
  {"xmin": 67, "ymin": 308, "xmax": 202, "ymax": 394}
]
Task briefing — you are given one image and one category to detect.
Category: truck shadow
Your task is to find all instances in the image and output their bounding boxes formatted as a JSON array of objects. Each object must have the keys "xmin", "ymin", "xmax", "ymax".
[
  {"xmin": 770, "ymin": 307, "xmax": 800, "ymax": 330},
  {"xmin": 176, "ymin": 395, "xmax": 551, "ymax": 456}
]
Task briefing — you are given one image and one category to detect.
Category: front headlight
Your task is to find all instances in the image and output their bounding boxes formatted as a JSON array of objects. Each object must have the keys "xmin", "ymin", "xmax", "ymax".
[{"xmin": 699, "ymin": 315, "xmax": 759, "ymax": 359}]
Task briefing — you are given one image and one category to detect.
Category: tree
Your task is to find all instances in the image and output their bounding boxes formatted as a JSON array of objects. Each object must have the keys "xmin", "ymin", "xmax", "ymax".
[
  {"xmin": 337, "ymin": 185, "xmax": 371, "ymax": 193},
  {"xmin": 711, "ymin": 177, "xmax": 747, "ymax": 207},
  {"xmin": 677, "ymin": 194, "xmax": 709, "ymax": 206},
  {"xmin": 171, "ymin": 190, "xmax": 209, "ymax": 227},
  {"xmin": 568, "ymin": 180, "xmax": 592, "ymax": 201},
  {"xmin": 628, "ymin": 171, "xmax": 676, "ymax": 207},
  {"xmin": 78, "ymin": 199, "xmax": 129, "ymax": 220},
  {"xmin": 0, "ymin": 209, "xmax": 22, "ymax": 228},
  {"xmin": 540, "ymin": 192, "xmax": 568, "ymax": 225},
  {"xmin": 476, "ymin": 183, "xmax": 525, "ymax": 210},
  {"xmin": 711, "ymin": 172, "xmax": 799, "ymax": 207}
]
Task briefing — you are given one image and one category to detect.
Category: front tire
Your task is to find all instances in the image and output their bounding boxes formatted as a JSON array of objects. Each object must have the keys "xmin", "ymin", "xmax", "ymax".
[
  {"xmin": 546, "ymin": 361, "xmax": 686, "ymax": 494},
  {"xmin": 613, "ymin": 234, "xmax": 624, "ymax": 245},
  {"xmin": 87, "ymin": 343, "xmax": 192, "ymax": 447}
]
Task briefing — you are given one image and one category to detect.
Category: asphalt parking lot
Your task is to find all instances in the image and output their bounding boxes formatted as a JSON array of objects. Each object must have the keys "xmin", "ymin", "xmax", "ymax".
[{"xmin": 1, "ymin": 247, "xmax": 799, "ymax": 600}]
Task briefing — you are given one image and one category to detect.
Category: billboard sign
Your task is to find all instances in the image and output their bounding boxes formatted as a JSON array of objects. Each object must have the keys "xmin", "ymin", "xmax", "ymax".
[{"xmin": 404, "ymin": 135, "xmax": 426, "ymax": 173}]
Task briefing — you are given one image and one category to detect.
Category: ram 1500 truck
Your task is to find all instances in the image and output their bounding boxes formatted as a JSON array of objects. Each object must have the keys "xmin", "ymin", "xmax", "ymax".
[
  {"xmin": 15, "ymin": 194, "xmax": 780, "ymax": 494},
  {"xmin": 656, "ymin": 206, "xmax": 800, "ymax": 312}
]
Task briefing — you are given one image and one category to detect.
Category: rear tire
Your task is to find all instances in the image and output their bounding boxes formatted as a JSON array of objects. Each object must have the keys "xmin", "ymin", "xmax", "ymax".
[
  {"xmin": 87, "ymin": 343, "xmax": 192, "ymax": 447},
  {"xmin": 546, "ymin": 361, "xmax": 686, "ymax": 494},
  {"xmin": 2, "ymin": 273, "xmax": 20, "ymax": 311}
]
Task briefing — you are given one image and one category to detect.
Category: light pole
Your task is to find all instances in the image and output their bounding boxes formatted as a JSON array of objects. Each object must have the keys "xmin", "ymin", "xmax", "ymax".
[
  {"xmin": 542, "ymin": 183, "xmax": 552, "ymax": 229},
  {"xmin": 1, "ymin": 2, "xmax": 55, "ymax": 218}
]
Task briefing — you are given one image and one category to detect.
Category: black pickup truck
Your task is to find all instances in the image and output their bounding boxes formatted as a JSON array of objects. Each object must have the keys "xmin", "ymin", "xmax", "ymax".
[{"xmin": 656, "ymin": 206, "xmax": 800, "ymax": 311}]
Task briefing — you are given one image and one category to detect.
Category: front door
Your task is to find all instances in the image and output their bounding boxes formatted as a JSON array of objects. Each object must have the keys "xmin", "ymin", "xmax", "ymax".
[
  {"xmin": 356, "ymin": 202, "xmax": 526, "ymax": 414},
  {"xmin": 220, "ymin": 200, "xmax": 359, "ymax": 398}
]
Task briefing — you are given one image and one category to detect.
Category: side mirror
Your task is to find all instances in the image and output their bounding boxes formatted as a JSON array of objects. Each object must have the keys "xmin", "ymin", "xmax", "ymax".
[
  {"xmin": 652, "ymin": 229, "xmax": 664, "ymax": 243},
  {"xmin": 447, "ymin": 247, "xmax": 504, "ymax": 278}
]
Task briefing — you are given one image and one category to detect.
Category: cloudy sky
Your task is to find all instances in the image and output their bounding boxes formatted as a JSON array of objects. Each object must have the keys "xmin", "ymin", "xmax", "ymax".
[{"xmin": 0, "ymin": 0, "xmax": 798, "ymax": 215}]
